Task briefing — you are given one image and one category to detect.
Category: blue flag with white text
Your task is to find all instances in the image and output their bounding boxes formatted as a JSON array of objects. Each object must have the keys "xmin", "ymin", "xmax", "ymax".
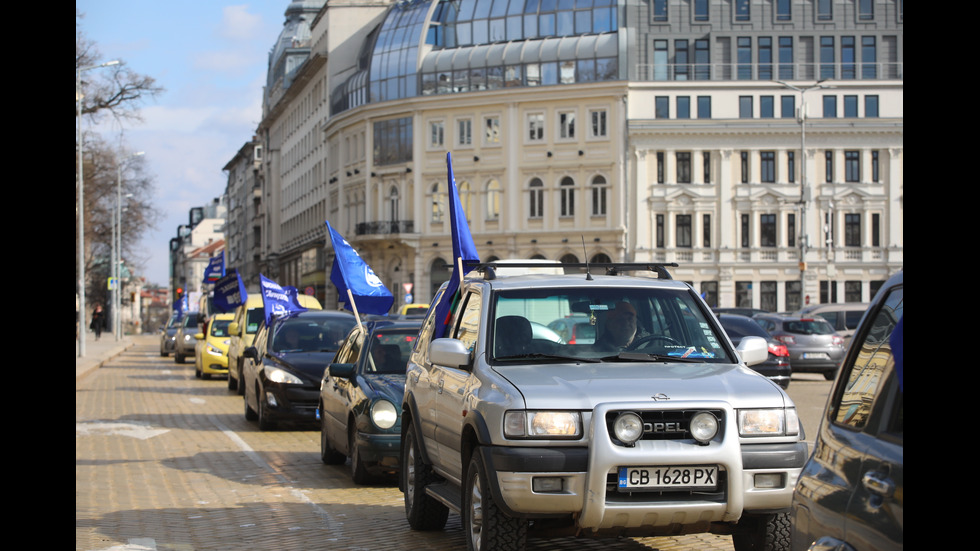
[
  {"xmin": 203, "ymin": 252, "xmax": 225, "ymax": 285},
  {"xmin": 326, "ymin": 221, "xmax": 394, "ymax": 316},
  {"xmin": 259, "ymin": 274, "xmax": 307, "ymax": 325},
  {"xmin": 213, "ymin": 270, "xmax": 247, "ymax": 313},
  {"xmin": 432, "ymin": 152, "xmax": 479, "ymax": 338}
]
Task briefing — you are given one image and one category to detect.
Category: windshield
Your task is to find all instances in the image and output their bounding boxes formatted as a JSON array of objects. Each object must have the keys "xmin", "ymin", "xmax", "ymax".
[
  {"xmin": 784, "ymin": 319, "xmax": 835, "ymax": 335},
  {"xmin": 210, "ymin": 319, "xmax": 232, "ymax": 338},
  {"xmin": 491, "ymin": 286, "xmax": 732, "ymax": 363},
  {"xmin": 245, "ymin": 308, "xmax": 264, "ymax": 334},
  {"xmin": 271, "ymin": 317, "xmax": 357, "ymax": 353}
]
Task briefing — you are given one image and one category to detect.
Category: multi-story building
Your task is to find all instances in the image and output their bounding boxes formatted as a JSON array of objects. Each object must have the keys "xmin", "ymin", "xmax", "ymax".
[
  {"xmin": 168, "ymin": 199, "xmax": 227, "ymax": 301},
  {"xmin": 223, "ymin": 138, "xmax": 264, "ymax": 291},
  {"xmin": 236, "ymin": 0, "xmax": 902, "ymax": 312}
]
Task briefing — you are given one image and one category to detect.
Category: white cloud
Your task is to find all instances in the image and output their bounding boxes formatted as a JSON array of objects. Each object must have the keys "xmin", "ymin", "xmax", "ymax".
[{"xmin": 219, "ymin": 4, "xmax": 266, "ymax": 42}]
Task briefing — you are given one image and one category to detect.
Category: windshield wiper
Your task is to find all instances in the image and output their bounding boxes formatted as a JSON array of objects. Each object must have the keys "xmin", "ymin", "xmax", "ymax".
[
  {"xmin": 496, "ymin": 352, "xmax": 600, "ymax": 363},
  {"xmin": 602, "ymin": 352, "xmax": 703, "ymax": 363}
]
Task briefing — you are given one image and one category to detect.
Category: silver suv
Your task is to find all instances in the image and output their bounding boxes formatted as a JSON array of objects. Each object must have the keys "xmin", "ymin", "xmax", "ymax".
[{"xmin": 400, "ymin": 263, "xmax": 807, "ymax": 551}]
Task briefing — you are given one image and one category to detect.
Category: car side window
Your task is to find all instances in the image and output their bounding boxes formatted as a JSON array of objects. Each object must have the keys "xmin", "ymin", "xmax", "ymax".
[
  {"xmin": 832, "ymin": 285, "xmax": 903, "ymax": 430},
  {"xmin": 454, "ymin": 292, "xmax": 482, "ymax": 353}
]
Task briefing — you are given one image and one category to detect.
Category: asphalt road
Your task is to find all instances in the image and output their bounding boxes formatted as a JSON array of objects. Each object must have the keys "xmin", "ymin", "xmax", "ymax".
[{"xmin": 76, "ymin": 335, "xmax": 833, "ymax": 551}]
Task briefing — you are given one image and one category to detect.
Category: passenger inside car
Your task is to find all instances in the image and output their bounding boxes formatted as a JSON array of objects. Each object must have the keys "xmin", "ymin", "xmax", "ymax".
[
  {"xmin": 494, "ymin": 316, "xmax": 533, "ymax": 358},
  {"xmin": 594, "ymin": 302, "xmax": 637, "ymax": 351}
]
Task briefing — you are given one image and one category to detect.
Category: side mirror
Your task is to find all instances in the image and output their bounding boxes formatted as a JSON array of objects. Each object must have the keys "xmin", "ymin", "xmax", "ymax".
[
  {"xmin": 228, "ymin": 322, "xmax": 240, "ymax": 336},
  {"xmin": 194, "ymin": 332, "xmax": 204, "ymax": 340},
  {"xmin": 243, "ymin": 347, "xmax": 258, "ymax": 360},
  {"xmin": 429, "ymin": 338, "xmax": 472, "ymax": 369},
  {"xmin": 735, "ymin": 336, "xmax": 769, "ymax": 366},
  {"xmin": 327, "ymin": 363, "xmax": 355, "ymax": 379}
]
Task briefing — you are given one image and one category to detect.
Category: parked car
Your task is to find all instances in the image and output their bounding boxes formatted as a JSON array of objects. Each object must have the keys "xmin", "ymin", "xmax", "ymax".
[
  {"xmin": 227, "ymin": 293, "xmax": 322, "ymax": 394},
  {"xmin": 794, "ymin": 302, "xmax": 869, "ymax": 346},
  {"xmin": 173, "ymin": 312, "xmax": 205, "ymax": 364},
  {"xmin": 547, "ymin": 314, "xmax": 597, "ymax": 344},
  {"xmin": 753, "ymin": 314, "xmax": 845, "ymax": 380},
  {"xmin": 401, "ymin": 261, "xmax": 806, "ymax": 551},
  {"xmin": 242, "ymin": 310, "xmax": 357, "ymax": 430},
  {"xmin": 716, "ymin": 313, "xmax": 792, "ymax": 389},
  {"xmin": 194, "ymin": 313, "xmax": 234, "ymax": 380},
  {"xmin": 318, "ymin": 318, "xmax": 422, "ymax": 483},
  {"xmin": 712, "ymin": 307, "xmax": 770, "ymax": 317},
  {"xmin": 791, "ymin": 271, "xmax": 903, "ymax": 551},
  {"xmin": 159, "ymin": 314, "xmax": 179, "ymax": 357}
]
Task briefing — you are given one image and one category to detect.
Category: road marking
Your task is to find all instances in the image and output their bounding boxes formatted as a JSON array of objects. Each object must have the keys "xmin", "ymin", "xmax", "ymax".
[{"xmin": 75, "ymin": 421, "xmax": 169, "ymax": 440}]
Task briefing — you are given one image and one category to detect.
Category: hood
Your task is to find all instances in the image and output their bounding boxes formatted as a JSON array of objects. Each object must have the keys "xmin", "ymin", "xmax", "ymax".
[
  {"xmin": 270, "ymin": 351, "xmax": 337, "ymax": 380},
  {"xmin": 358, "ymin": 373, "xmax": 407, "ymax": 404},
  {"xmin": 493, "ymin": 361, "xmax": 787, "ymax": 410}
]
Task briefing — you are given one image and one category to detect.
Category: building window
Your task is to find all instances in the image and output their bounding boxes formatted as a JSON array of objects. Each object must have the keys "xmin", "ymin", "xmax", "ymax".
[
  {"xmin": 431, "ymin": 183, "xmax": 444, "ymax": 222},
  {"xmin": 677, "ymin": 152, "xmax": 692, "ymax": 183},
  {"xmin": 872, "ymin": 213, "xmax": 881, "ymax": 246},
  {"xmin": 788, "ymin": 213, "xmax": 796, "ymax": 247},
  {"xmin": 675, "ymin": 39, "xmax": 690, "ymax": 80},
  {"xmin": 694, "ymin": 0, "xmax": 709, "ymax": 22},
  {"xmin": 591, "ymin": 175, "xmax": 607, "ymax": 216},
  {"xmin": 656, "ymin": 96, "xmax": 670, "ymax": 118},
  {"xmin": 677, "ymin": 96, "xmax": 691, "ymax": 118},
  {"xmin": 760, "ymin": 95, "xmax": 774, "ymax": 118},
  {"xmin": 735, "ymin": 0, "xmax": 750, "ymax": 21},
  {"xmin": 825, "ymin": 151, "xmax": 834, "ymax": 182},
  {"xmin": 844, "ymin": 95, "xmax": 858, "ymax": 118},
  {"xmin": 388, "ymin": 185, "xmax": 400, "ymax": 221},
  {"xmin": 741, "ymin": 152, "xmax": 749, "ymax": 183},
  {"xmin": 458, "ymin": 180, "xmax": 472, "ymax": 221},
  {"xmin": 760, "ymin": 281, "xmax": 777, "ymax": 312},
  {"xmin": 845, "ymin": 151, "xmax": 860, "ymax": 182},
  {"xmin": 703, "ymin": 152, "xmax": 712, "ymax": 183},
  {"xmin": 486, "ymin": 179, "xmax": 501, "ymax": 220},
  {"xmin": 653, "ymin": 0, "xmax": 668, "ymax": 22},
  {"xmin": 865, "ymin": 95, "xmax": 879, "ymax": 117},
  {"xmin": 781, "ymin": 95, "xmax": 795, "ymax": 118},
  {"xmin": 697, "ymin": 96, "xmax": 712, "ymax": 118},
  {"xmin": 788, "ymin": 151, "xmax": 796, "ymax": 183},
  {"xmin": 739, "ymin": 96, "xmax": 753, "ymax": 118},
  {"xmin": 656, "ymin": 214, "xmax": 665, "ymax": 248},
  {"xmin": 842, "ymin": 36, "xmax": 856, "ymax": 79},
  {"xmin": 872, "ymin": 151, "xmax": 880, "ymax": 182},
  {"xmin": 590, "ymin": 109, "xmax": 607, "ymax": 137},
  {"xmin": 778, "ymin": 37, "xmax": 794, "ymax": 79},
  {"xmin": 760, "ymin": 151, "xmax": 775, "ymax": 182},
  {"xmin": 695, "ymin": 39, "xmax": 710, "ymax": 79},
  {"xmin": 845, "ymin": 213, "xmax": 861, "ymax": 247},
  {"xmin": 701, "ymin": 281, "xmax": 718, "ymax": 308},
  {"xmin": 559, "ymin": 111, "xmax": 576, "ymax": 139},
  {"xmin": 820, "ymin": 36, "xmax": 835, "ymax": 79},
  {"xmin": 785, "ymin": 281, "xmax": 801, "ymax": 312},
  {"xmin": 823, "ymin": 95, "xmax": 837, "ymax": 118},
  {"xmin": 429, "ymin": 121, "xmax": 444, "ymax": 148},
  {"xmin": 528, "ymin": 178, "xmax": 543, "ymax": 218},
  {"xmin": 457, "ymin": 118, "xmax": 472, "ymax": 146},
  {"xmin": 776, "ymin": 0, "xmax": 792, "ymax": 21},
  {"xmin": 560, "ymin": 177, "xmax": 575, "ymax": 217},
  {"xmin": 676, "ymin": 214, "xmax": 692, "ymax": 248},
  {"xmin": 702, "ymin": 214, "xmax": 711, "ymax": 247},
  {"xmin": 858, "ymin": 0, "xmax": 874, "ymax": 20},
  {"xmin": 817, "ymin": 0, "xmax": 833, "ymax": 21},
  {"xmin": 741, "ymin": 214, "xmax": 750, "ymax": 247},
  {"xmin": 657, "ymin": 152, "xmax": 665, "ymax": 183},
  {"xmin": 758, "ymin": 37, "xmax": 772, "ymax": 80},
  {"xmin": 737, "ymin": 37, "xmax": 752, "ymax": 79},
  {"xmin": 760, "ymin": 214, "xmax": 776, "ymax": 247},
  {"xmin": 736, "ymin": 281, "xmax": 751, "ymax": 308},
  {"xmin": 654, "ymin": 40, "xmax": 669, "ymax": 80},
  {"xmin": 484, "ymin": 116, "xmax": 500, "ymax": 145},
  {"xmin": 862, "ymin": 36, "xmax": 877, "ymax": 79},
  {"xmin": 527, "ymin": 113, "xmax": 545, "ymax": 141}
]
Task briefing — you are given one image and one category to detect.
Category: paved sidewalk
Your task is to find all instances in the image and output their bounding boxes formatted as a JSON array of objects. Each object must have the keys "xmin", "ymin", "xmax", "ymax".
[{"xmin": 76, "ymin": 330, "xmax": 136, "ymax": 380}]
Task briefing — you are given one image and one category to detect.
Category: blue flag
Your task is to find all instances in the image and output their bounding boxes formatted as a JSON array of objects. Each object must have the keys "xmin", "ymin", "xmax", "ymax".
[
  {"xmin": 891, "ymin": 315, "xmax": 903, "ymax": 393},
  {"xmin": 326, "ymin": 221, "xmax": 394, "ymax": 316},
  {"xmin": 203, "ymin": 252, "xmax": 225, "ymax": 285},
  {"xmin": 213, "ymin": 271, "xmax": 247, "ymax": 313},
  {"xmin": 432, "ymin": 152, "xmax": 479, "ymax": 338},
  {"xmin": 259, "ymin": 274, "xmax": 307, "ymax": 325}
]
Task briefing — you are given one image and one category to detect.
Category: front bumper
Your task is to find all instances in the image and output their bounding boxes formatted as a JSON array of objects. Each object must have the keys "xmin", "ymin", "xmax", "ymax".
[
  {"xmin": 263, "ymin": 384, "xmax": 320, "ymax": 423},
  {"xmin": 354, "ymin": 432, "xmax": 402, "ymax": 471}
]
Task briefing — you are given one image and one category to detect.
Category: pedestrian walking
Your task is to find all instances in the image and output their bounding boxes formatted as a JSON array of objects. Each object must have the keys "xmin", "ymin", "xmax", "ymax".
[{"xmin": 90, "ymin": 305, "xmax": 107, "ymax": 341}]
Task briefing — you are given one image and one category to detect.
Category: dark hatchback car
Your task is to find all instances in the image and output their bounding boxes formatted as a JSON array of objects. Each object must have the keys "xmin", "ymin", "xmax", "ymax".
[
  {"xmin": 159, "ymin": 314, "xmax": 179, "ymax": 357},
  {"xmin": 717, "ymin": 313, "xmax": 792, "ymax": 389},
  {"xmin": 754, "ymin": 314, "xmax": 845, "ymax": 380},
  {"xmin": 791, "ymin": 270, "xmax": 903, "ymax": 551},
  {"xmin": 318, "ymin": 318, "xmax": 421, "ymax": 484},
  {"xmin": 242, "ymin": 310, "xmax": 357, "ymax": 430}
]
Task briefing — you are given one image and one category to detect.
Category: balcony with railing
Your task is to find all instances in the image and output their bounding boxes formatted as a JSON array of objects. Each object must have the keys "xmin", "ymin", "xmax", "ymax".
[
  {"xmin": 634, "ymin": 62, "xmax": 903, "ymax": 82},
  {"xmin": 355, "ymin": 220, "xmax": 415, "ymax": 236}
]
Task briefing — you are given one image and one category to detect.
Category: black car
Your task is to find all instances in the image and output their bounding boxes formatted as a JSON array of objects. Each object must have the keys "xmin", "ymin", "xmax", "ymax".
[
  {"xmin": 318, "ymin": 318, "xmax": 421, "ymax": 484},
  {"xmin": 159, "ymin": 314, "xmax": 179, "ymax": 357},
  {"xmin": 242, "ymin": 310, "xmax": 357, "ymax": 430},
  {"xmin": 791, "ymin": 270, "xmax": 903, "ymax": 551},
  {"xmin": 717, "ymin": 313, "xmax": 792, "ymax": 389}
]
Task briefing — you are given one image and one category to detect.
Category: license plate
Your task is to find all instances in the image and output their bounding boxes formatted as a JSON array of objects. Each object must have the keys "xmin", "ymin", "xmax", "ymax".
[
  {"xmin": 802, "ymin": 352, "xmax": 830, "ymax": 359},
  {"xmin": 618, "ymin": 466, "xmax": 719, "ymax": 491}
]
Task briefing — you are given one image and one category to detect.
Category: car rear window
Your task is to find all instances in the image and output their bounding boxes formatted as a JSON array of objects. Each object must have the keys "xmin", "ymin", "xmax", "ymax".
[
  {"xmin": 784, "ymin": 319, "xmax": 835, "ymax": 335},
  {"xmin": 720, "ymin": 317, "xmax": 768, "ymax": 339}
]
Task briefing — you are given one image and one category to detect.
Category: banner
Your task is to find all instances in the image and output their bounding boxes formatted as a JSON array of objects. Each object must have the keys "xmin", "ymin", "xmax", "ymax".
[
  {"xmin": 212, "ymin": 270, "xmax": 247, "ymax": 313},
  {"xmin": 259, "ymin": 274, "xmax": 307, "ymax": 325},
  {"xmin": 203, "ymin": 251, "xmax": 225, "ymax": 285},
  {"xmin": 432, "ymin": 152, "xmax": 479, "ymax": 338},
  {"xmin": 326, "ymin": 221, "xmax": 394, "ymax": 316}
]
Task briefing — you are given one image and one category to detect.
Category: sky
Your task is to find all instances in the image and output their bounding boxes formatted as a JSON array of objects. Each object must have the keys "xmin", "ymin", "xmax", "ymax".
[{"xmin": 77, "ymin": 2, "xmax": 293, "ymax": 288}]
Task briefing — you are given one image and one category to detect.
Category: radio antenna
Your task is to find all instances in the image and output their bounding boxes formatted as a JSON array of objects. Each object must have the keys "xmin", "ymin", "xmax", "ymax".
[{"xmin": 582, "ymin": 236, "xmax": 593, "ymax": 280}]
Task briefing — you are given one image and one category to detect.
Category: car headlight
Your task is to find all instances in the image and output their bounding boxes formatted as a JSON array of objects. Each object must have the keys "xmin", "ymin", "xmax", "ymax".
[
  {"xmin": 262, "ymin": 365, "xmax": 303, "ymax": 384},
  {"xmin": 370, "ymin": 399, "xmax": 398, "ymax": 429},
  {"xmin": 690, "ymin": 411, "xmax": 720, "ymax": 444},
  {"xmin": 206, "ymin": 344, "xmax": 223, "ymax": 356},
  {"xmin": 613, "ymin": 412, "xmax": 644, "ymax": 445},
  {"xmin": 737, "ymin": 408, "xmax": 799, "ymax": 437},
  {"xmin": 504, "ymin": 411, "xmax": 582, "ymax": 439}
]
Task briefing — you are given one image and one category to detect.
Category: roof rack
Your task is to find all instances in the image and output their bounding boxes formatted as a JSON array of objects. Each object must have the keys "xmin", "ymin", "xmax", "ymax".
[{"xmin": 472, "ymin": 261, "xmax": 678, "ymax": 280}]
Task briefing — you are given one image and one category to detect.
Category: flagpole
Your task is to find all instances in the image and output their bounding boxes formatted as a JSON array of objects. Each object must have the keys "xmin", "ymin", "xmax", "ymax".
[{"xmin": 347, "ymin": 289, "xmax": 364, "ymax": 332}]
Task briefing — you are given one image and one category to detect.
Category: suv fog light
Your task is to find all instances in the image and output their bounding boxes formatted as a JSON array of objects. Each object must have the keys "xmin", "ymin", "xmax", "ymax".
[
  {"xmin": 265, "ymin": 392, "xmax": 278, "ymax": 407},
  {"xmin": 613, "ymin": 412, "xmax": 644, "ymax": 445},
  {"xmin": 753, "ymin": 473, "xmax": 783, "ymax": 489},
  {"xmin": 532, "ymin": 477, "xmax": 563, "ymax": 493},
  {"xmin": 690, "ymin": 411, "xmax": 719, "ymax": 444}
]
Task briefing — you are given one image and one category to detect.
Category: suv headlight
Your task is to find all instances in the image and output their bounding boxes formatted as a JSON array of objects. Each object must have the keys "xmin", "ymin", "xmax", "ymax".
[
  {"xmin": 263, "ymin": 365, "xmax": 303, "ymax": 384},
  {"xmin": 370, "ymin": 399, "xmax": 398, "ymax": 430},
  {"xmin": 504, "ymin": 411, "xmax": 582, "ymax": 439},
  {"xmin": 737, "ymin": 408, "xmax": 800, "ymax": 436}
]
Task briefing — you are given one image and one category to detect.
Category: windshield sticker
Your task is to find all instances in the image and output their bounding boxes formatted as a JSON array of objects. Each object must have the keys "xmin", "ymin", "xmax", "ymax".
[
  {"xmin": 589, "ymin": 305, "xmax": 609, "ymax": 311},
  {"xmin": 668, "ymin": 347, "xmax": 717, "ymax": 359}
]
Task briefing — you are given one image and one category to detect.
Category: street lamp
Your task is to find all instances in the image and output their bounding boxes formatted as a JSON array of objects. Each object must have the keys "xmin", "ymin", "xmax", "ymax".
[
  {"xmin": 114, "ymin": 151, "xmax": 144, "ymax": 340},
  {"xmin": 776, "ymin": 79, "xmax": 830, "ymax": 309},
  {"xmin": 77, "ymin": 59, "xmax": 119, "ymax": 357}
]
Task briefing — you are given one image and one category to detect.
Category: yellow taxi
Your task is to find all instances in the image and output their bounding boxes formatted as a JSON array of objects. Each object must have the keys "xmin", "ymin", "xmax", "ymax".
[
  {"xmin": 398, "ymin": 303, "xmax": 429, "ymax": 317},
  {"xmin": 194, "ymin": 313, "xmax": 235, "ymax": 380}
]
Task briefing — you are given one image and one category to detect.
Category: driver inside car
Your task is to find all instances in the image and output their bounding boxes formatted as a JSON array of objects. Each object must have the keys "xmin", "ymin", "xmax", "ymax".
[{"xmin": 594, "ymin": 302, "xmax": 637, "ymax": 352}]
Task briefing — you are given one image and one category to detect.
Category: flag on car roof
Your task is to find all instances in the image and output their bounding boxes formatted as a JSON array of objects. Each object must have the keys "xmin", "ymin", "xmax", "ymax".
[
  {"xmin": 212, "ymin": 270, "xmax": 247, "ymax": 313},
  {"xmin": 259, "ymin": 274, "xmax": 307, "ymax": 325},
  {"xmin": 326, "ymin": 220, "xmax": 394, "ymax": 318},
  {"xmin": 432, "ymin": 152, "xmax": 479, "ymax": 339},
  {"xmin": 203, "ymin": 251, "xmax": 225, "ymax": 284}
]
